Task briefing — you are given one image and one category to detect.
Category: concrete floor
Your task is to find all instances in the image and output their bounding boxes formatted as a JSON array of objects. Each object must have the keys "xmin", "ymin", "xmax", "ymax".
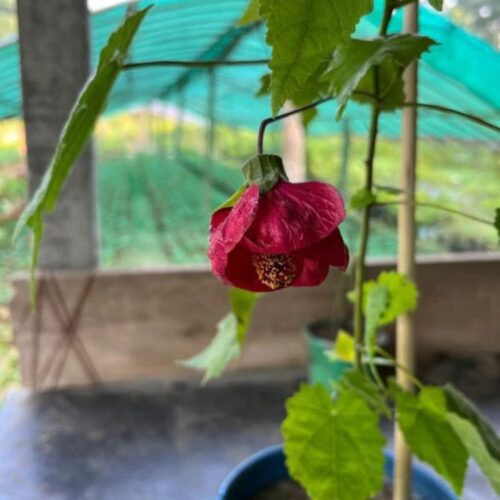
[{"xmin": 0, "ymin": 369, "xmax": 498, "ymax": 500}]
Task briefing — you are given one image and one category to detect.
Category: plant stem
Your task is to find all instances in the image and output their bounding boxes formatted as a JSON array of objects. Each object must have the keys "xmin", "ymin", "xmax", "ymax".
[
  {"xmin": 379, "ymin": 0, "xmax": 395, "ymax": 35},
  {"xmin": 353, "ymin": 0, "xmax": 395, "ymax": 369},
  {"xmin": 256, "ymin": 97, "xmax": 333, "ymax": 154},
  {"xmin": 353, "ymin": 71, "xmax": 382, "ymax": 370},
  {"xmin": 375, "ymin": 346, "xmax": 424, "ymax": 390}
]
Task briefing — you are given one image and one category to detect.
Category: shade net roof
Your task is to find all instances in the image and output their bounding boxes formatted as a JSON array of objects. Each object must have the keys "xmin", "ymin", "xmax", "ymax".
[{"xmin": 1, "ymin": 0, "xmax": 499, "ymax": 141}]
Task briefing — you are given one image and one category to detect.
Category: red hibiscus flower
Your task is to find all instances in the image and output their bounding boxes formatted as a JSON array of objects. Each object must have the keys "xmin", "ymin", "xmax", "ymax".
[{"xmin": 208, "ymin": 155, "xmax": 349, "ymax": 292}]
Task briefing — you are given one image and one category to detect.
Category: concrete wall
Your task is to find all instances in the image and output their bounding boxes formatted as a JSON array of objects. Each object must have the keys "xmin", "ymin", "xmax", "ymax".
[
  {"xmin": 9, "ymin": 253, "xmax": 500, "ymax": 389},
  {"xmin": 17, "ymin": 0, "xmax": 98, "ymax": 270}
]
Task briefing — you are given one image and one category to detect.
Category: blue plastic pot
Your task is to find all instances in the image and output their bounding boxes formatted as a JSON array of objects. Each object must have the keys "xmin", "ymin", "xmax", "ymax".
[{"xmin": 217, "ymin": 444, "xmax": 456, "ymax": 500}]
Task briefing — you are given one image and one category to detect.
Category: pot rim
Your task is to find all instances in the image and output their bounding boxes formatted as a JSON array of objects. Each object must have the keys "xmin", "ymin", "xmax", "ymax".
[{"xmin": 217, "ymin": 444, "xmax": 457, "ymax": 500}]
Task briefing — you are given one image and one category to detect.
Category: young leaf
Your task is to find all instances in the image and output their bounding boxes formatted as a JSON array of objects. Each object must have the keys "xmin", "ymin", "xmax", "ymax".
[
  {"xmin": 349, "ymin": 187, "xmax": 377, "ymax": 210},
  {"xmin": 332, "ymin": 330, "xmax": 355, "ymax": 362},
  {"xmin": 14, "ymin": 7, "xmax": 151, "ymax": 279},
  {"xmin": 323, "ymin": 35, "xmax": 436, "ymax": 120},
  {"xmin": 392, "ymin": 384, "xmax": 468, "ymax": 494},
  {"xmin": 447, "ymin": 414, "xmax": 500, "ymax": 495},
  {"xmin": 237, "ymin": 0, "xmax": 262, "ymax": 26},
  {"xmin": 364, "ymin": 283, "xmax": 389, "ymax": 353},
  {"xmin": 363, "ymin": 271, "xmax": 418, "ymax": 326},
  {"xmin": 180, "ymin": 288, "xmax": 257, "ymax": 383},
  {"xmin": 261, "ymin": 0, "xmax": 373, "ymax": 115},
  {"xmin": 283, "ymin": 384, "xmax": 386, "ymax": 500}
]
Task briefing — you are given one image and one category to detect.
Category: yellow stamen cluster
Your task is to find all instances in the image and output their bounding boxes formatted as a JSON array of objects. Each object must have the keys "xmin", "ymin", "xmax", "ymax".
[{"xmin": 252, "ymin": 253, "xmax": 297, "ymax": 290}]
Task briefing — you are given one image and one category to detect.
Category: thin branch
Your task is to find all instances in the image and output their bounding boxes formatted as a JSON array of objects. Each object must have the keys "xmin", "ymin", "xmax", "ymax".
[
  {"xmin": 122, "ymin": 59, "xmax": 269, "ymax": 70},
  {"xmin": 353, "ymin": 90, "xmax": 500, "ymax": 134},
  {"xmin": 257, "ymin": 97, "xmax": 333, "ymax": 154},
  {"xmin": 120, "ymin": 60, "xmax": 500, "ymax": 135},
  {"xmin": 375, "ymin": 347, "xmax": 424, "ymax": 390},
  {"xmin": 401, "ymin": 101, "xmax": 500, "ymax": 134},
  {"xmin": 376, "ymin": 200, "xmax": 493, "ymax": 226}
]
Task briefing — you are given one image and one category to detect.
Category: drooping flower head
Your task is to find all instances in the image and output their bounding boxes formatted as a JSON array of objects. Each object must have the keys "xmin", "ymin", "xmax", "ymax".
[{"xmin": 208, "ymin": 154, "xmax": 349, "ymax": 292}]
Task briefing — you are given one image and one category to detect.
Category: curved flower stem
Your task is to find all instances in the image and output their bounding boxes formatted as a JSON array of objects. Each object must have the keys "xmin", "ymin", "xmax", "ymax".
[
  {"xmin": 376, "ymin": 200, "xmax": 493, "ymax": 226},
  {"xmin": 256, "ymin": 97, "xmax": 333, "ymax": 154}
]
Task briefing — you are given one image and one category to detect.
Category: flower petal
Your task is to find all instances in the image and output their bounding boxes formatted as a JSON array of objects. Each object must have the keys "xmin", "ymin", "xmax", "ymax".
[
  {"xmin": 291, "ymin": 254, "xmax": 330, "ymax": 287},
  {"xmin": 209, "ymin": 207, "xmax": 231, "ymax": 233},
  {"xmin": 242, "ymin": 180, "xmax": 346, "ymax": 254},
  {"xmin": 223, "ymin": 246, "xmax": 273, "ymax": 292},
  {"xmin": 307, "ymin": 228, "xmax": 350, "ymax": 271},
  {"xmin": 208, "ymin": 184, "xmax": 260, "ymax": 280}
]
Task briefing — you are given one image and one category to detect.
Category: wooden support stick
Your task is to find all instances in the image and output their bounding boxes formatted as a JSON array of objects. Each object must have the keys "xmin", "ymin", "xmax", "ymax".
[{"xmin": 394, "ymin": 2, "xmax": 419, "ymax": 499}]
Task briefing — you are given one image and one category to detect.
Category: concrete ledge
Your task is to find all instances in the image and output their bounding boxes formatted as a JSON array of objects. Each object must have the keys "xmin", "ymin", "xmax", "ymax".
[{"xmin": 9, "ymin": 252, "xmax": 500, "ymax": 389}]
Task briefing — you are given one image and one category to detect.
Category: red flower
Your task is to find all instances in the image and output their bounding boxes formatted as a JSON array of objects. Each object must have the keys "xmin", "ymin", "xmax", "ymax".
[{"xmin": 208, "ymin": 155, "xmax": 349, "ymax": 292}]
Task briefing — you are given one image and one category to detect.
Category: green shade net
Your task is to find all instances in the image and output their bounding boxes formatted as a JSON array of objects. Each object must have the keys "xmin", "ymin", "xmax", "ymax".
[{"xmin": 0, "ymin": 0, "xmax": 499, "ymax": 141}]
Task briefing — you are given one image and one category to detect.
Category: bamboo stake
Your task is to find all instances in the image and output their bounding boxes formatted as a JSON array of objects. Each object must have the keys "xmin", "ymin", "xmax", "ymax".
[{"xmin": 393, "ymin": 2, "xmax": 419, "ymax": 499}]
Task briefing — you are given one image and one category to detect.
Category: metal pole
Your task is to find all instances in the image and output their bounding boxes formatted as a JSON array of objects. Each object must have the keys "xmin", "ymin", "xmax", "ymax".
[
  {"xmin": 174, "ymin": 89, "xmax": 185, "ymax": 157},
  {"xmin": 394, "ymin": 2, "xmax": 419, "ymax": 499},
  {"xmin": 204, "ymin": 68, "xmax": 216, "ymax": 210},
  {"xmin": 338, "ymin": 119, "xmax": 351, "ymax": 197}
]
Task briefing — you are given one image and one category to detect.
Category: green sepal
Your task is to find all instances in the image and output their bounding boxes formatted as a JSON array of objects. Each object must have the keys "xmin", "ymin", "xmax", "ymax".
[
  {"xmin": 242, "ymin": 154, "xmax": 288, "ymax": 193},
  {"xmin": 214, "ymin": 184, "xmax": 247, "ymax": 212}
]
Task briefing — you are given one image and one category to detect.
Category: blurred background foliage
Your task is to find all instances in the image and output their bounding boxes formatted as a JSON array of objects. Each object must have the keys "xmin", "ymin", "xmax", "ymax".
[{"xmin": 0, "ymin": 0, "xmax": 498, "ymax": 397}]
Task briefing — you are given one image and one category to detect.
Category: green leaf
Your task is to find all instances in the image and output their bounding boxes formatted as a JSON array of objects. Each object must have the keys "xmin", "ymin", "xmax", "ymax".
[
  {"xmin": 349, "ymin": 187, "xmax": 377, "ymax": 209},
  {"xmin": 364, "ymin": 283, "xmax": 389, "ymax": 353},
  {"xmin": 237, "ymin": 0, "xmax": 262, "ymax": 26},
  {"xmin": 494, "ymin": 207, "xmax": 500, "ymax": 242},
  {"xmin": 290, "ymin": 62, "xmax": 330, "ymax": 127},
  {"xmin": 363, "ymin": 271, "xmax": 418, "ymax": 326},
  {"xmin": 283, "ymin": 384, "xmax": 386, "ymax": 500},
  {"xmin": 332, "ymin": 330, "xmax": 355, "ymax": 362},
  {"xmin": 261, "ymin": 0, "xmax": 373, "ymax": 115},
  {"xmin": 180, "ymin": 313, "xmax": 241, "ymax": 384},
  {"xmin": 256, "ymin": 73, "xmax": 271, "ymax": 97},
  {"xmin": 447, "ymin": 414, "xmax": 500, "ymax": 495},
  {"xmin": 324, "ymin": 35, "xmax": 436, "ymax": 119},
  {"xmin": 339, "ymin": 370, "xmax": 390, "ymax": 416},
  {"xmin": 213, "ymin": 184, "xmax": 246, "ymax": 212},
  {"xmin": 392, "ymin": 385, "xmax": 468, "ymax": 494},
  {"xmin": 180, "ymin": 288, "xmax": 257, "ymax": 383},
  {"xmin": 428, "ymin": 0, "xmax": 444, "ymax": 11},
  {"xmin": 230, "ymin": 287, "xmax": 257, "ymax": 343},
  {"xmin": 14, "ymin": 7, "xmax": 151, "ymax": 279},
  {"xmin": 444, "ymin": 384, "xmax": 500, "ymax": 462}
]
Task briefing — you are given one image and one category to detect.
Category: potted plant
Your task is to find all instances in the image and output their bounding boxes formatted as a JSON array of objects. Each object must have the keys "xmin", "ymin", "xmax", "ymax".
[{"xmin": 15, "ymin": 2, "xmax": 500, "ymax": 499}]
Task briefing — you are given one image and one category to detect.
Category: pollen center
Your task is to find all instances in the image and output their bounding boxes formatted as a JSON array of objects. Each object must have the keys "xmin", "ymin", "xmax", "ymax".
[{"xmin": 252, "ymin": 253, "xmax": 297, "ymax": 290}]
